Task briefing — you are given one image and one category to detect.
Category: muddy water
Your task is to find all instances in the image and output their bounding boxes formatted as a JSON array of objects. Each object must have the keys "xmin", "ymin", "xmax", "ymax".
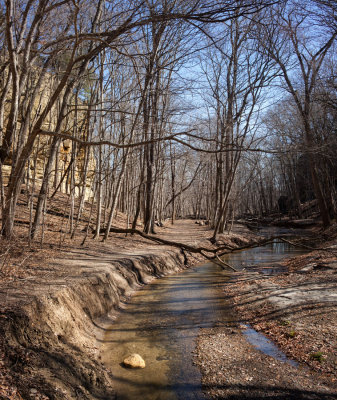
[{"xmin": 100, "ymin": 239, "xmax": 306, "ymax": 400}]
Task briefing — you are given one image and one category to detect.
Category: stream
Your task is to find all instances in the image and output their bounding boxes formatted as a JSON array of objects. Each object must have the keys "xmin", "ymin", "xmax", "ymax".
[{"xmin": 99, "ymin": 235, "xmax": 307, "ymax": 400}]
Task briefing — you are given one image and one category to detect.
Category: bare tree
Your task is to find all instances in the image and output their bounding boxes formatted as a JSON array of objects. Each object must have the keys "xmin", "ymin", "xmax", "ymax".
[
  {"xmin": 258, "ymin": 0, "xmax": 337, "ymax": 226},
  {"xmin": 199, "ymin": 11, "xmax": 276, "ymax": 241}
]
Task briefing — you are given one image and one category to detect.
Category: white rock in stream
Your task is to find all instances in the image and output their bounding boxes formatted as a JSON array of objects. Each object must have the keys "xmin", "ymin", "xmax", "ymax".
[{"xmin": 123, "ymin": 354, "xmax": 146, "ymax": 369}]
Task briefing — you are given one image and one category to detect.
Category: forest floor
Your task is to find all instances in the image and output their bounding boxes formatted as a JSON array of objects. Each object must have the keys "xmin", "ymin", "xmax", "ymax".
[
  {"xmin": 0, "ymin": 190, "xmax": 336, "ymax": 399},
  {"xmin": 196, "ymin": 225, "xmax": 337, "ymax": 399}
]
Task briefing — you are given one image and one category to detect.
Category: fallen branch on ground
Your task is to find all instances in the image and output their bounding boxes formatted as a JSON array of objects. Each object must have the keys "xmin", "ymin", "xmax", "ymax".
[{"xmin": 106, "ymin": 226, "xmax": 218, "ymax": 253}]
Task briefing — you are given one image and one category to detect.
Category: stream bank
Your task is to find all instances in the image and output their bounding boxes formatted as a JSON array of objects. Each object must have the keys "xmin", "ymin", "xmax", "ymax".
[
  {"xmin": 0, "ymin": 221, "xmax": 255, "ymax": 399},
  {"xmin": 1, "ymin": 249, "xmax": 187, "ymax": 399},
  {"xmin": 2, "ymin": 221, "xmax": 335, "ymax": 400},
  {"xmin": 195, "ymin": 234, "xmax": 337, "ymax": 399}
]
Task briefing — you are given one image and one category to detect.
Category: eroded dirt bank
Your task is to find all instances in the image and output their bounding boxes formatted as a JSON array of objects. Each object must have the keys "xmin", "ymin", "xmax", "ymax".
[
  {"xmin": 0, "ymin": 221, "xmax": 255, "ymax": 399},
  {"xmin": 1, "ymin": 250, "xmax": 186, "ymax": 399},
  {"xmin": 195, "ymin": 234, "xmax": 337, "ymax": 399}
]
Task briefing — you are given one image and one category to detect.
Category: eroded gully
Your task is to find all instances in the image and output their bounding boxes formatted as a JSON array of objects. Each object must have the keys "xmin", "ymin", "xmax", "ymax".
[{"xmin": 98, "ymin": 234, "xmax": 307, "ymax": 400}]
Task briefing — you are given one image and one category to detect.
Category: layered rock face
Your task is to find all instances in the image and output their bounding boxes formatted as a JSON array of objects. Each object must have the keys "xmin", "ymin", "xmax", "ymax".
[{"xmin": 1, "ymin": 71, "xmax": 96, "ymax": 200}]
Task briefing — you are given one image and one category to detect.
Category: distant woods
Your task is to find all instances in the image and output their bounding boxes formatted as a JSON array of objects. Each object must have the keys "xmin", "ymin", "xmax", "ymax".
[{"xmin": 0, "ymin": 0, "xmax": 336, "ymax": 242}]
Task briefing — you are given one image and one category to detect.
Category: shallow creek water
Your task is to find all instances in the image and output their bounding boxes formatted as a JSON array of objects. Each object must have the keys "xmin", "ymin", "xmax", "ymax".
[{"xmin": 99, "ymin": 236, "xmax": 307, "ymax": 400}]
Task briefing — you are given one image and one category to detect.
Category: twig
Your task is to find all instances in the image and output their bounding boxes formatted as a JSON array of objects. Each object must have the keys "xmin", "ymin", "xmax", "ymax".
[
  {"xmin": 214, "ymin": 254, "xmax": 239, "ymax": 271},
  {"xmin": 280, "ymin": 237, "xmax": 337, "ymax": 256}
]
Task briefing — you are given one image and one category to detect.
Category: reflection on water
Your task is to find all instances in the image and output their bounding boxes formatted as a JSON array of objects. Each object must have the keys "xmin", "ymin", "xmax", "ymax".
[
  {"xmin": 243, "ymin": 324, "xmax": 298, "ymax": 367},
  {"xmin": 223, "ymin": 239, "xmax": 307, "ymax": 275},
  {"xmin": 99, "ymin": 232, "xmax": 308, "ymax": 399}
]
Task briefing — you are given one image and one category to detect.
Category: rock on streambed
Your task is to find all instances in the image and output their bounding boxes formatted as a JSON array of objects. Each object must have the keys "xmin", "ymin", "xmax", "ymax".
[{"xmin": 123, "ymin": 354, "xmax": 146, "ymax": 369}]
